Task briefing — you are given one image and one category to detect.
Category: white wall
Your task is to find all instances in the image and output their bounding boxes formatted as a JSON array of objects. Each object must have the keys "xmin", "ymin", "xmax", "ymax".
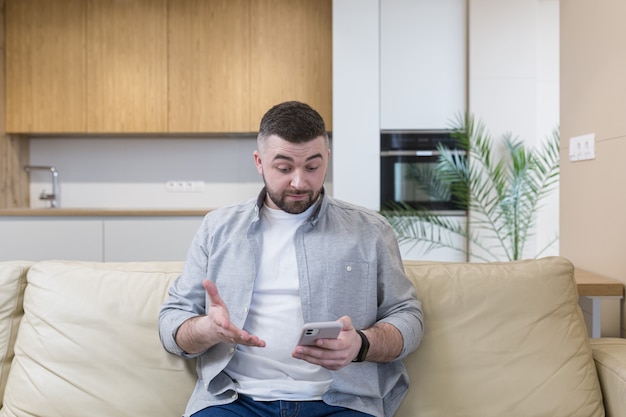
[{"xmin": 468, "ymin": 0, "xmax": 560, "ymax": 258}]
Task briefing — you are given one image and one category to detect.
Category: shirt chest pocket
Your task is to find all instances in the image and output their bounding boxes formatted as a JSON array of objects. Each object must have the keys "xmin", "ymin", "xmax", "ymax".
[{"xmin": 324, "ymin": 260, "xmax": 373, "ymax": 326}]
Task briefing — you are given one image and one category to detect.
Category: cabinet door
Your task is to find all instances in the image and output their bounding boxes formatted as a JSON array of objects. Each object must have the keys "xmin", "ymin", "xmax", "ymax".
[
  {"xmin": 86, "ymin": 0, "xmax": 168, "ymax": 133},
  {"xmin": 0, "ymin": 218, "xmax": 103, "ymax": 261},
  {"xmin": 5, "ymin": 0, "xmax": 86, "ymax": 133},
  {"xmin": 168, "ymin": 0, "xmax": 251, "ymax": 133},
  {"xmin": 249, "ymin": 0, "xmax": 333, "ymax": 130},
  {"xmin": 380, "ymin": 0, "xmax": 466, "ymax": 130}
]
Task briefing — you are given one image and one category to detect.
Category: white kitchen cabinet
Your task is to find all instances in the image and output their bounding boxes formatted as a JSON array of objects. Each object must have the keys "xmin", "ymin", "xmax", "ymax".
[
  {"xmin": 103, "ymin": 217, "xmax": 203, "ymax": 262},
  {"xmin": 380, "ymin": 0, "xmax": 466, "ymax": 130},
  {"xmin": 0, "ymin": 218, "xmax": 103, "ymax": 261},
  {"xmin": 0, "ymin": 215, "xmax": 204, "ymax": 262}
]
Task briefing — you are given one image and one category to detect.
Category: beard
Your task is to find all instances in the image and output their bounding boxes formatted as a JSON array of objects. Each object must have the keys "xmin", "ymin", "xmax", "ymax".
[{"xmin": 264, "ymin": 181, "xmax": 320, "ymax": 214}]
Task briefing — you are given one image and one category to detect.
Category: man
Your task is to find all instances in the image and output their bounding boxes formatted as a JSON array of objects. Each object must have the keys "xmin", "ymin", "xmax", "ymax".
[{"xmin": 159, "ymin": 101, "xmax": 423, "ymax": 417}]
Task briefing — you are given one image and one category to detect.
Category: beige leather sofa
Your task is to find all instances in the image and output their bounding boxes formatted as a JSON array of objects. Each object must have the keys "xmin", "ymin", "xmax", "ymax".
[{"xmin": 0, "ymin": 257, "xmax": 623, "ymax": 417}]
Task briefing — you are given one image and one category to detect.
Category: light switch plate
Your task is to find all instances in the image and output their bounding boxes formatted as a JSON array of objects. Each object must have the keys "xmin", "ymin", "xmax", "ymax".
[{"xmin": 569, "ymin": 133, "xmax": 596, "ymax": 162}]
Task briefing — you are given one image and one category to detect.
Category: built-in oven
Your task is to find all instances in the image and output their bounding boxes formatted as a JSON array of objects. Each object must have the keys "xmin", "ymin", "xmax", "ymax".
[{"xmin": 380, "ymin": 131, "xmax": 467, "ymax": 214}]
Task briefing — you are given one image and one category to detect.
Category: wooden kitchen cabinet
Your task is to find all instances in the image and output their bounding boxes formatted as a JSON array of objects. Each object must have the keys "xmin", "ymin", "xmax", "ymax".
[
  {"xmin": 5, "ymin": 0, "xmax": 87, "ymax": 133},
  {"xmin": 6, "ymin": 0, "xmax": 167, "ymax": 134},
  {"xmin": 5, "ymin": 0, "xmax": 331, "ymax": 134},
  {"xmin": 168, "ymin": 0, "xmax": 251, "ymax": 133},
  {"xmin": 86, "ymin": 0, "xmax": 168, "ymax": 133},
  {"xmin": 249, "ymin": 0, "xmax": 332, "ymax": 130},
  {"xmin": 169, "ymin": 0, "xmax": 332, "ymax": 132}
]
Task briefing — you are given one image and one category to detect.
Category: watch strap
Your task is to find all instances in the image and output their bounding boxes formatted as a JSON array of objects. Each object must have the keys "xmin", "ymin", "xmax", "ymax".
[{"xmin": 353, "ymin": 329, "xmax": 370, "ymax": 362}]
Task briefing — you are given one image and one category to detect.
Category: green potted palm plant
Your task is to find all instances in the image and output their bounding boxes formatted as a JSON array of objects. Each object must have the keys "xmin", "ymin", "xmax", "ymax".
[{"xmin": 381, "ymin": 113, "xmax": 560, "ymax": 262}]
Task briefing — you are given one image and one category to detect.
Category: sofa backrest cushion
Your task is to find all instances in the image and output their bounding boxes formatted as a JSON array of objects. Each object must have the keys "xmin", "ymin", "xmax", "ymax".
[
  {"xmin": 1, "ymin": 260, "xmax": 196, "ymax": 417},
  {"xmin": 395, "ymin": 256, "xmax": 604, "ymax": 417},
  {"xmin": 0, "ymin": 261, "xmax": 30, "ymax": 409}
]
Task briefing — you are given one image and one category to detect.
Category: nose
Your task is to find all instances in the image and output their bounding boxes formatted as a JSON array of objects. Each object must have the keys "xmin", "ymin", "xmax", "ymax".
[{"xmin": 290, "ymin": 170, "xmax": 305, "ymax": 189}]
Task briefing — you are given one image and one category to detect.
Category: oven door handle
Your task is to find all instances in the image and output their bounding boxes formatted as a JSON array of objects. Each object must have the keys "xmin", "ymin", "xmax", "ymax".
[
  {"xmin": 380, "ymin": 150, "xmax": 437, "ymax": 157},
  {"xmin": 380, "ymin": 150, "xmax": 466, "ymax": 157}
]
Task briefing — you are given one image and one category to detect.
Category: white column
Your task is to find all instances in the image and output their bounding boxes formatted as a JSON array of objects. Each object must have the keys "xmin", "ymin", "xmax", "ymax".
[{"xmin": 332, "ymin": 0, "xmax": 381, "ymax": 210}]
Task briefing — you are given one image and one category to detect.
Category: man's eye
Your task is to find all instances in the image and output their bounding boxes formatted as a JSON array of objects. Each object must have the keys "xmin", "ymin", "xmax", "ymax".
[
  {"xmin": 276, "ymin": 166, "xmax": 291, "ymax": 173},
  {"xmin": 306, "ymin": 166, "xmax": 319, "ymax": 172}
]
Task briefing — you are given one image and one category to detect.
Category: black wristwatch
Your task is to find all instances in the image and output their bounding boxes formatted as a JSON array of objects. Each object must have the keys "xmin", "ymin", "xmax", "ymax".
[{"xmin": 352, "ymin": 329, "xmax": 370, "ymax": 362}]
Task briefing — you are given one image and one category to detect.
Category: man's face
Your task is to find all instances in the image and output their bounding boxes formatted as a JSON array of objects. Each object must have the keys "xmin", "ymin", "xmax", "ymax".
[{"xmin": 254, "ymin": 135, "xmax": 330, "ymax": 214}]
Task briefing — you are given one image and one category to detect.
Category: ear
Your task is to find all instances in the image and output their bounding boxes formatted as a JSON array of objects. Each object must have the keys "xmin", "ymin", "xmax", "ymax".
[{"xmin": 253, "ymin": 151, "xmax": 263, "ymax": 175}]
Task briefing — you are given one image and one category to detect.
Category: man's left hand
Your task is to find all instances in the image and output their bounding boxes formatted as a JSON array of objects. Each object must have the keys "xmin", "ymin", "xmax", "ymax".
[{"xmin": 292, "ymin": 316, "xmax": 362, "ymax": 370}]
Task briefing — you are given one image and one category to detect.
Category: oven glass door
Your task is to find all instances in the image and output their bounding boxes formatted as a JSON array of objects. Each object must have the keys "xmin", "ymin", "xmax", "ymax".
[{"xmin": 380, "ymin": 152, "xmax": 466, "ymax": 212}]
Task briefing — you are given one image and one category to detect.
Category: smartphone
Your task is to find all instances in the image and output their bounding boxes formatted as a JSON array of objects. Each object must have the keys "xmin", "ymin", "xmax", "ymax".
[{"xmin": 297, "ymin": 321, "xmax": 343, "ymax": 346}]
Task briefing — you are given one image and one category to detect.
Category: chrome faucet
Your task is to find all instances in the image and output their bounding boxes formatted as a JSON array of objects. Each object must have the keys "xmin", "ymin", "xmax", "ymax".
[{"xmin": 24, "ymin": 165, "xmax": 59, "ymax": 208}]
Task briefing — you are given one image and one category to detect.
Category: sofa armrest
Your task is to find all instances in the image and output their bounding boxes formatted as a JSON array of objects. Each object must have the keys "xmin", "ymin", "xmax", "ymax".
[{"xmin": 590, "ymin": 338, "xmax": 626, "ymax": 417}]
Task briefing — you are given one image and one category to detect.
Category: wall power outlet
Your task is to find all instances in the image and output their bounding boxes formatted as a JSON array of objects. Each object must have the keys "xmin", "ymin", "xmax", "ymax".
[
  {"xmin": 569, "ymin": 133, "xmax": 596, "ymax": 162},
  {"xmin": 165, "ymin": 180, "xmax": 205, "ymax": 193}
]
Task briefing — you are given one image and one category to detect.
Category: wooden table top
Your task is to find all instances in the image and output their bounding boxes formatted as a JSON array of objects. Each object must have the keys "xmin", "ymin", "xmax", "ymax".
[{"xmin": 576, "ymin": 268, "xmax": 624, "ymax": 297}]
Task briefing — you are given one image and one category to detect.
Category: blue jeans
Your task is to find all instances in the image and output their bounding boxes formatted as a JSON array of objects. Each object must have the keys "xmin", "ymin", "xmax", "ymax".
[{"xmin": 191, "ymin": 395, "xmax": 373, "ymax": 417}]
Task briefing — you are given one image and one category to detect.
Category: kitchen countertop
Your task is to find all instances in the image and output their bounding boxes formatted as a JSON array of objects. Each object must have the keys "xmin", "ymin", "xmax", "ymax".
[{"xmin": 0, "ymin": 208, "xmax": 211, "ymax": 217}]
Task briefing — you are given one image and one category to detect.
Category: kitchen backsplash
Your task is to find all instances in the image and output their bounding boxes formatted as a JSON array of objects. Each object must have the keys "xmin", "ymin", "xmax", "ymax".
[{"xmin": 28, "ymin": 136, "xmax": 333, "ymax": 209}]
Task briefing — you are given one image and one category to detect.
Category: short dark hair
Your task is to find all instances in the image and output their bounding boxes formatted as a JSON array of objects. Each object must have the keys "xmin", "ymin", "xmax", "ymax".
[{"xmin": 258, "ymin": 101, "xmax": 328, "ymax": 145}]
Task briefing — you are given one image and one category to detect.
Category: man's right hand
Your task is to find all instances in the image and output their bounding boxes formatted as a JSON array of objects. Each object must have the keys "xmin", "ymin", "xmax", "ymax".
[{"xmin": 174, "ymin": 280, "xmax": 266, "ymax": 354}]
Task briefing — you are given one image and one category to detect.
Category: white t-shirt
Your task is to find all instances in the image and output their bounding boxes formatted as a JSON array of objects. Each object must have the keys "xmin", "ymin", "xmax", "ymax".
[{"xmin": 224, "ymin": 204, "xmax": 332, "ymax": 400}]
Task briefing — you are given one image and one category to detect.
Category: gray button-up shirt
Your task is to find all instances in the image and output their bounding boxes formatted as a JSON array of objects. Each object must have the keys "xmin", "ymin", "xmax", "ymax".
[{"xmin": 159, "ymin": 189, "xmax": 424, "ymax": 417}]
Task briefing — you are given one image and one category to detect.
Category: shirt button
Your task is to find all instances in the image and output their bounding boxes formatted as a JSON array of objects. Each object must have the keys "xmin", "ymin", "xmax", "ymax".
[
  {"xmin": 231, "ymin": 393, "xmax": 237, "ymax": 400},
  {"xmin": 229, "ymin": 347, "xmax": 235, "ymax": 354},
  {"xmin": 244, "ymin": 307, "xmax": 248, "ymax": 314},
  {"xmin": 347, "ymin": 266, "xmax": 352, "ymax": 272}
]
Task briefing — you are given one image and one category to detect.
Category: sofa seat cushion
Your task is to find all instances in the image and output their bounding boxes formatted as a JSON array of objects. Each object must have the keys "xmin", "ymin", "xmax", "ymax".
[
  {"xmin": 0, "ymin": 262, "xmax": 31, "ymax": 409},
  {"xmin": 590, "ymin": 337, "xmax": 626, "ymax": 417},
  {"xmin": 396, "ymin": 256, "xmax": 604, "ymax": 417},
  {"xmin": 0, "ymin": 260, "xmax": 196, "ymax": 417}
]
